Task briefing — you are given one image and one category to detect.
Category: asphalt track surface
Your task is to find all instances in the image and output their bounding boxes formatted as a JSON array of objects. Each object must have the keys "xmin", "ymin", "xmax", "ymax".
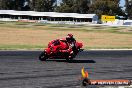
[{"xmin": 0, "ymin": 50, "xmax": 132, "ymax": 88}]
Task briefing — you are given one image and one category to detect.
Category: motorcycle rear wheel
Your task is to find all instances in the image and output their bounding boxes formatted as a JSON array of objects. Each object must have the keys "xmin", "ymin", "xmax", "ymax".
[{"xmin": 39, "ymin": 52, "xmax": 48, "ymax": 61}]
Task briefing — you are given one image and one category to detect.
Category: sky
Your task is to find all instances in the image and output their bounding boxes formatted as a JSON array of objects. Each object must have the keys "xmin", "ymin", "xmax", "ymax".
[
  {"xmin": 120, "ymin": 0, "xmax": 125, "ymax": 10},
  {"xmin": 120, "ymin": 0, "xmax": 125, "ymax": 7}
]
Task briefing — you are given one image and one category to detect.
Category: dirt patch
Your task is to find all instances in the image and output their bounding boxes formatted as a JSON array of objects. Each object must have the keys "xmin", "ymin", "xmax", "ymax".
[
  {"xmin": 0, "ymin": 23, "xmax": 132, "ymax": 49},
  {"xmin": 118, "ymin": 27, "xmax": 132, "ymax": 32}
]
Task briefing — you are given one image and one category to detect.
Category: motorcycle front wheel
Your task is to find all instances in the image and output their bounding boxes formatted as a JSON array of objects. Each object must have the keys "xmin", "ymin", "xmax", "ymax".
[{"xmin": 39, "ymin": 51, "xmax": 48, "ymax": 61}]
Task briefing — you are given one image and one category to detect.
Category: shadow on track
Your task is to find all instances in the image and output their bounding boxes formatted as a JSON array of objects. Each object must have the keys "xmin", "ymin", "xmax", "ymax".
[
  {"xmin": 68, "ymin": 60, "xmax": 96, "ymax": 63},
  {"xmin": 46, "ymin": 59, "xmax": 96, "ymax": 63}
]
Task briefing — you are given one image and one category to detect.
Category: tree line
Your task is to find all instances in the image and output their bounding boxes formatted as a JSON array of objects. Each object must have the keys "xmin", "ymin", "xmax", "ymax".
[
  {"xmin": 0, "ymin": 0, "xmax": 131, "ymax": 19},
  {"xmin": 125, "ymin": 0, "xmax": 132, "ymax": 19}
]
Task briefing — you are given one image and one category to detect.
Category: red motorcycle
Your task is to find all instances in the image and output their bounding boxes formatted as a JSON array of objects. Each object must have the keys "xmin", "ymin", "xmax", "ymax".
[{"xmin": 39, "ymin": 39, "xmax": 83, "ymax": 61}]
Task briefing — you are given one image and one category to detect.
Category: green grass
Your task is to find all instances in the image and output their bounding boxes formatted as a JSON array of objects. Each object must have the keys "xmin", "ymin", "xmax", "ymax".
[
  {"xmin": 0, "ymin": 44, "xmax": 44, "ymax": 50},
  {"xmin": 0, "ymin": 21, "xmax": 131, "ymax": 34},
  {"xmin": 0, "ymin": 44, "xmax": 132, "ymax": 50}
]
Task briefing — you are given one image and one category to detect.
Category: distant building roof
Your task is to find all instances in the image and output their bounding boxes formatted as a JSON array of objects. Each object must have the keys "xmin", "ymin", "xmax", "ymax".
[{"xmin": 0, "ymin": 10, "xmax": 98, "ymax": 19}]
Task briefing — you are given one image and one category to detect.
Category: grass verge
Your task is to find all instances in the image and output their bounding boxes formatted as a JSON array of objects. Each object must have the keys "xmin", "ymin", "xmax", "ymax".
[
  {"xmin": 0, "ymin": 22, "xmax": 132, "ymax": 50},
  {"xmin": 0, "ymin": 44, "xmax": 44, "ymax": 50}
]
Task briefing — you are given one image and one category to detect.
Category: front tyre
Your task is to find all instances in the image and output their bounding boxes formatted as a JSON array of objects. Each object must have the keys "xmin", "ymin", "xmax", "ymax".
[{"xmin": 39, "ymin": 52, "xmax": 48, "ymax": 61}]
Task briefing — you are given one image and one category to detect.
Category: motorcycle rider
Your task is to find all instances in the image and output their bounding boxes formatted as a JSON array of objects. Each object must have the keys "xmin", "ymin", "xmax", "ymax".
[
  {"xmin": 48, "ymin": 34, "xmax": 76, "ymax": 58},
  {"xmin": 59, "ymin": 34, "xmax": 76, "ymax": 58},
  {"xmin": 66, "ymin": 33, "xmax": 76, "ymax": 48}
]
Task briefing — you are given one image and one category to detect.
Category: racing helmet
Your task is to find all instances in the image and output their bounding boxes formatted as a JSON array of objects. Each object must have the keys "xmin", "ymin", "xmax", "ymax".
[{"xmin": 66, "ymin": 34, "xmax": 73, "ymax": 42}]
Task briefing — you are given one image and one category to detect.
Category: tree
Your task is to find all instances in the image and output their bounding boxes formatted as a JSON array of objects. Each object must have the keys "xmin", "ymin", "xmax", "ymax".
[
  {"xmin": 73, "ymin": 0, "xmax": 90, "ymax": 13},
  {"xmin": 32, "ymin": 0, "xmax": 54, "ymax": 12},
  {"xmin": 0, "ymin": 0, "xmax": 11, "ymax": 10},
  {"xmin": 55, "ymin": 0, "xmax": 90, "ymax": 13},
  {"xmin": 125, "ymin": 0, "xmax": 132, "ymax": 19},
  {"xmin": 88, "ymin": 0, "xmax": 125, "ymax": 18},
  {"xmin": 0, "ymin": 0, "xmax": 21, "ymax": 10},
  {"xmin": 29, "ymin": 0, "xmax": 36, "ymax": 11},
  {"xmin": 12, "ymin": 0, "xmax": 21, "ymax": 10},
  {"xmin": 55, "ymin": 0, "xmax": 74, "ymax": 13},
  {"xmin": 0, "ymin": 0, "xmax": 3, "ymax": 10}
]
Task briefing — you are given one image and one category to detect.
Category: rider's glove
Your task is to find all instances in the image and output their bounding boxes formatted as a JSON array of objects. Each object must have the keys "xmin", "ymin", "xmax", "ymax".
[{"xmin": 70, "ymin": 51, "xmax": 73, "ymax": 54}]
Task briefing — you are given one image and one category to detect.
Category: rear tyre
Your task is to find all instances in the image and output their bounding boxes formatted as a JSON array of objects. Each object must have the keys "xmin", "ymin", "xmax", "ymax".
[{"xmin": 39, "ymin": 52, "xmax": 48, "ymax": 61}]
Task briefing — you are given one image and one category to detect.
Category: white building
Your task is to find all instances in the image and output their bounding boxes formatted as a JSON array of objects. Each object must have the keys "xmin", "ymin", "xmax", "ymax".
[{"xmin": 0, "ymin": 10, "xmax": 98, "ymax": 24}]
